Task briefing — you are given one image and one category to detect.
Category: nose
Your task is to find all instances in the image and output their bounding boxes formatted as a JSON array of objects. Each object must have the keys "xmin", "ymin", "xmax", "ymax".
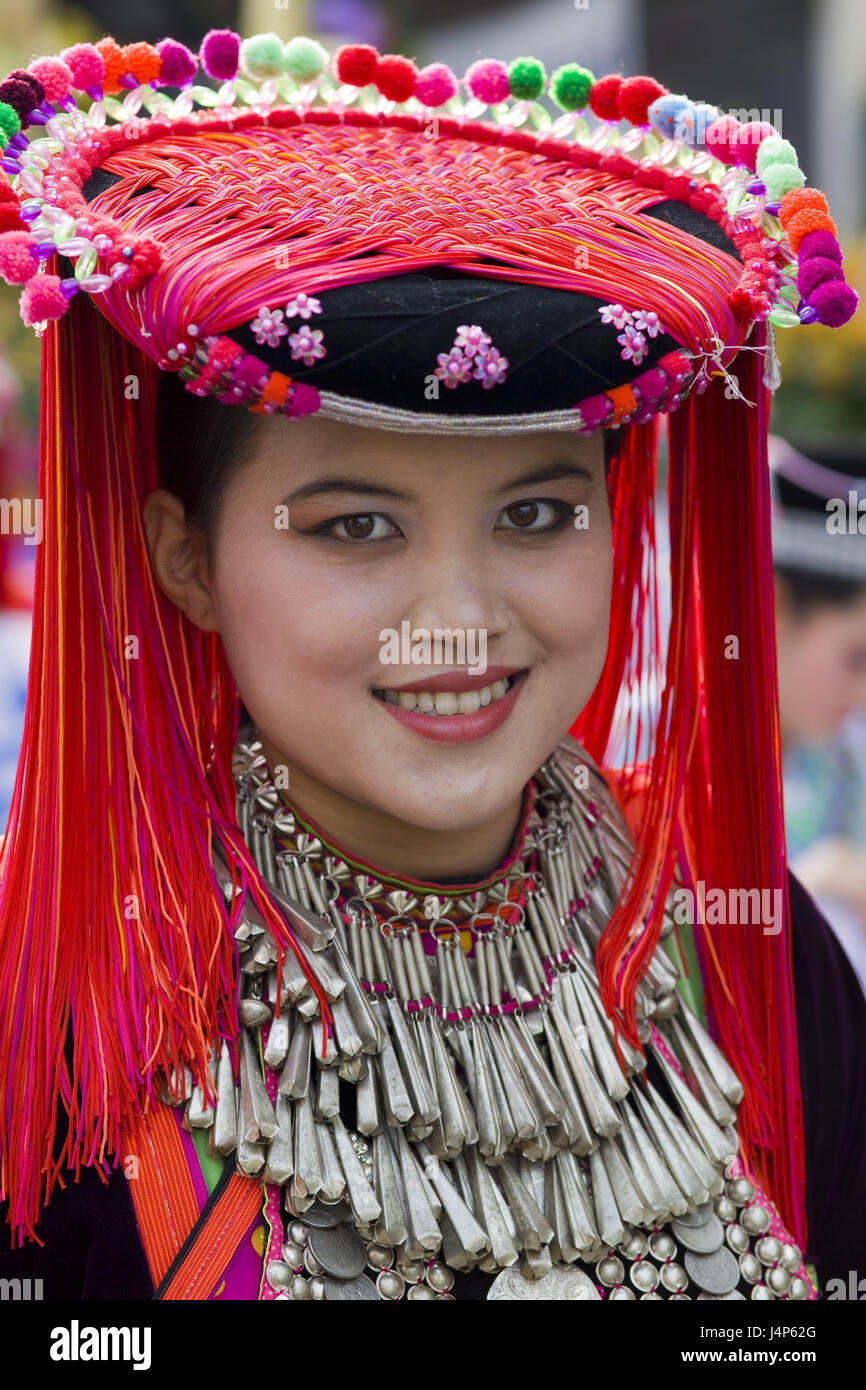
[{"xmin": 404, "ymin": 537, "xmax": 511, "ymax": 643}]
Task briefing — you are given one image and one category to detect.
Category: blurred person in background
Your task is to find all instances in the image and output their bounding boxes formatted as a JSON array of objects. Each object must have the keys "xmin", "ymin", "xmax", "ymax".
[{"xmin": 771, "ymin": 435, "xmax": 866, "ymax": 992}]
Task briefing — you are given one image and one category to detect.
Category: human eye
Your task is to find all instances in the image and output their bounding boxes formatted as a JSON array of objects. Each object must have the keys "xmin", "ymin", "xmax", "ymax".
[
  {"xmin": 311, "ymin": 512, "xmax": 402, "ymax": 543},
  {"xmin": 494, "ymin": 499, "xmax": 573, "ymax": 533}
]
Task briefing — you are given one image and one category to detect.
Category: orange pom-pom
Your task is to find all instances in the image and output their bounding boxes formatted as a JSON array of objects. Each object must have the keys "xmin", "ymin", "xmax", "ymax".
[
  {"xmin": 607, "ymin": 383, "xmax": 637, "ymax": 423},
  {"xmin": 122, "ymin": 42, "xmax": 163, "ymax": 85},
  {"xmin": 785, "ymin": 208, "xmax": 837, "ymax": 254},
  {"xmin": 778, "ymin": 186, "xmax": 829, "ymax": 229},
  {"xmin": 95, "ymin": 37, "xmax": 126, "ymax": 94},
  {"xmin": 250, "ymin": 371, "xmax": 295, "ymax": 414}
]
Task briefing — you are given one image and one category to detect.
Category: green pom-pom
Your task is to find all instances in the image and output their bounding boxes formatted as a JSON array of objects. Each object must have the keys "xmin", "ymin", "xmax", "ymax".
[
  {"xmin": 762, "ymin": 162, "xmax": 806, "ymax": 200},
  {"xmin": 549, "ymin": 63, "xmax": 594, "ymax": 111},
  {"xmin": 239, "ymin": 33, "xmax": 287, "ymax": 81},
  {"xmin": 0, "ymin": 101, "xmax": 22, "ymax": 142},
  {"xmin": 508, "ymin": 57, "xmax": 546, "ymax": 102},
  {"xmin": 284, "ymin": 36, "xmax": 329, "ymax": 83},
  {"xmin": 755, "ymin": 134, "xmax": 798, "ymax": 175}
]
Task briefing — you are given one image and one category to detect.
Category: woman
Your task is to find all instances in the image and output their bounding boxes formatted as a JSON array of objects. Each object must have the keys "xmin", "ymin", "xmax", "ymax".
[{"xmin": 0, "ymin": 28, "xmax": 862, "ymax": 1301}]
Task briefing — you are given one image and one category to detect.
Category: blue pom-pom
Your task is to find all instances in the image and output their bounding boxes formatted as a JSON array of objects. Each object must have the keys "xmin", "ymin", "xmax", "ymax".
[
  {"xmin": 688, "ymin": 103, "xmax": 721, "ymax": 148},
  {"xmin": 648, "ymin": 94, "xmax": 693, "ymax": 141}
]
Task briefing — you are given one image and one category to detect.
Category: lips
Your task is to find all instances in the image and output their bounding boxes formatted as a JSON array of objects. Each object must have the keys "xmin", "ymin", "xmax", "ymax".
[{"xmin": 372, "ymin": 669, "xmax": 528, "ymax": 744}]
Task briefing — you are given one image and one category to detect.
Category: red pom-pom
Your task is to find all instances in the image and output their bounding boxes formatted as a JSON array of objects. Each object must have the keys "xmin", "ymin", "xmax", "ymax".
[
  {"xmin": 808, "ymin": 280, "xmax": 859, "ymax": 327},
  {"xmin": 633, "ymin": 163, "xmax": 666, "ymax": 188},
  {"xmin": 105, "ymin": 235, "xmax": 162, "ymax": 289},
  {"xmin": 0, "ymin": 204, "xmax": 25, "ymax": 234},
  {"xmin": 588, "ymin": 74, "xmax": 622, "ymax": 120},
  {"xmin": 0, "ymin": 231, "xmax": 36, "ymax": 285},
  {"xmin": 19, "ymin": 273, "xmax": 69, "ymax": 326},
  {"xmin": 334, "ymin": 43, "xmax": 379, "ymax": 87},
  {"xmin": 375, "ymin": 55, "xmax": 417, "ymax": 102},
  {"xmin": 729, "ymin": 287, "xmax": 760, "ymax": 321},
  {"xmin": 617, "ymin": 76, "xmax": 667, "ymax": 126}
]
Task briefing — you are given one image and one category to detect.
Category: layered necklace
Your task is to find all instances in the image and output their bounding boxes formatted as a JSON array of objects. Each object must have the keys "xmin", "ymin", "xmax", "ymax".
[{"xmin": 166, "ymin": 728, "xmax": 811, "ymax": 1301}]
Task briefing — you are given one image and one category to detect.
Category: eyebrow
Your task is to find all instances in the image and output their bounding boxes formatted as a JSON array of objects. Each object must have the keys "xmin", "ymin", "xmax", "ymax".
[{"xmin": 282, "ymin": 459, "xmax": 596, "ymax": 506}]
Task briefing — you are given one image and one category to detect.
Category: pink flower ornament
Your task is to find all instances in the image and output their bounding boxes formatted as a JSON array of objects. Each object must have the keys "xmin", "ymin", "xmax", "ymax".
[
  {"xmin": 288, "ymin": 326, "xmax": 327, "ymax": 365},
  {"xmin": 435, "ymin": 347, "xmax": 474, "ymax": 388},
  {"xmin": 250, "ymin": 305, "xmax": 287, "ymax": 348},
  {"xmin": 454, "ymin": 323, "xmax": 492, "ymax": 352},
  {"xmin": 473, "ymin": 346, "xmax": 509, "ymax": 388},
  {"xmin": 633, "ymin": 308, "xmax": 663, "ymax": 337},
  {"xmin": 616, "ymin": 325, "xmax": 648, "ymax": 365},
  {"xmin": 286, "ymin": 291, "xmax": 322, "ymax": 320},
  {"xmin": 599, "ymin": 302, "xmax": 631, "ymax": 330}
]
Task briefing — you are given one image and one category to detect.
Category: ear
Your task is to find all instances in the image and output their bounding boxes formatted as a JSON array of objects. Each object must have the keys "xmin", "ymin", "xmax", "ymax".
[{"xmin": 143, "ymin": 488, "xmax": 220, "ymax": 632}]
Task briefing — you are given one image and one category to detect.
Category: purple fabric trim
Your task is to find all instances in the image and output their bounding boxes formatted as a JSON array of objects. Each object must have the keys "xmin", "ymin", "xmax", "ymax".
[{"xmin": 171, "ymin": 1108, "xmax": 208, "ymax": 1215}]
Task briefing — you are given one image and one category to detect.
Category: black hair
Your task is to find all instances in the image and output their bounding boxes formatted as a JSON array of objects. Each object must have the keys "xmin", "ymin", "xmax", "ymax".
[{"xmin": 775, "ymin": 564, "xmax": 866, "ymax": 618}]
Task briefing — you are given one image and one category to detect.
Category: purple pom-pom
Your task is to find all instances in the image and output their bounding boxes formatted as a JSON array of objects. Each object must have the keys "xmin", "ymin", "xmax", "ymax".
[
  {"xmin": 200, "ymin": 29, "xmax": 240, "ymax": 82},
  {"xmin": 577, "ymin": 393, "xmax": 613, "ymax": 432},
  {"xmin": 808, "ymin": 281, "xmax": 859, "ymax": 328},
  {"xmin": 157, "ymin": 39, "xmax": 198, "ymax": 87},
  {"xmin": 797, "ymin": 228, "xmax": 843, "ymax": 264},
  {"xmin": 796, "ymin": 255, "xmax": 843, "ymax": 300}
]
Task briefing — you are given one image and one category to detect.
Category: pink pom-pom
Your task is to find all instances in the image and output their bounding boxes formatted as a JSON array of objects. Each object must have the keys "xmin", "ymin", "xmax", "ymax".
[
  {"xmin": 287, "ymin": 382, "xmax": 321, "ymax": 418},
  {"xmin": 808, "ymin": 280, "xmax": 859, "ymax": 327},
  {"xmin": 19, "ymin": 273, "xmax": 69, "ymax": 326},
  {"xmin": 156, "ymin": 39, "xmax": 197, "ymax": 87},
  {"xmin": 0, "ymin": 231, "xmax": 37, "ymax": 285},
  {"xmin": 797, "ymin": 229, "xmax": 842, "ymax": 264},
  {"xmin": 464, "ymin": 59, "xmax": 509, "ymax": 105},
  {"xmin": 414, "ymin": 62, "xmax": 458, "ymax": 107},
  {"xmin": 731, "ymin": 121, "xmax": 776, "ymax": 170},
  {"xmin": 200, "ymin": 29, "xmax": 240, "ymax": 82},
  {"xmin": 577, "ymin": 393, "xmax": 613, "ymax": 432},
  {"xmin": 796, "ymin": 255, "xmax": 843, "ymax": 299},
  {"xmin": 28, "ymin": 56, "xmax": 73, "ymax": 102},
  {"xmin": 632, "ymin": 368, "xmax": 667, "ymax": 405},
  {"xmin": 704, "ymin": 114, "xmax": 741, "ymax": 163},
  {"xmin": 60, "ymin": 42, "xmax": 105, "ymax": 91}
]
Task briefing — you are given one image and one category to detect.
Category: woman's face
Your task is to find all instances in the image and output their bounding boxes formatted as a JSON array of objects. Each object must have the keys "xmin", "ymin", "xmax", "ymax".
[
  {"xmin": 150, "ymin": 414, "xmax": 612, "ymax": 837},
  {"xmin": 776, "ymin": 582, "xmax": 866, "ymax": 744}
]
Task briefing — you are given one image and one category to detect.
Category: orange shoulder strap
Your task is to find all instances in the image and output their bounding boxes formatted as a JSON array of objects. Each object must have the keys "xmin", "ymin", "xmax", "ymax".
[{"xmin": 123, "ymin": 1101, "xmax": 264, "ymax": 1300}]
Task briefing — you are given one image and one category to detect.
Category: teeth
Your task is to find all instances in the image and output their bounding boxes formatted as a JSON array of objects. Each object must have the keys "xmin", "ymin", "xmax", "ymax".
[
  {"xmin": 374, "ymin": 675, "xmax": 517, "ymax": 716},
  {"xmin": 434, "ymin": 691, "xmax": 459, "ymax": 715}
]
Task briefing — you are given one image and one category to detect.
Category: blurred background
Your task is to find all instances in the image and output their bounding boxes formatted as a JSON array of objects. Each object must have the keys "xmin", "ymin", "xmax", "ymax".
[{"xmin": 0, "ymin": 0, "xmax": 864, "ymax": 985}]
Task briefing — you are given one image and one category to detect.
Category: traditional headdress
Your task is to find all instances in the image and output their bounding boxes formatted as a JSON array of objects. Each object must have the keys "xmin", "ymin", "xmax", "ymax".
[{"xmin": 0, "ymin": 28, "xmax": 858, "ymax": 1247}]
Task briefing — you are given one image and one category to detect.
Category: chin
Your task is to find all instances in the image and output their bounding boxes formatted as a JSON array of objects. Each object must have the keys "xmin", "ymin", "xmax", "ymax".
[{"xmin": 367, "ymin": 767, "xmax": 528, "ymax": 835}]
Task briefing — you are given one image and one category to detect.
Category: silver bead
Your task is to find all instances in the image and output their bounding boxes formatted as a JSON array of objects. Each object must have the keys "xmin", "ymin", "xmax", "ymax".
[
  {"xmin": 266, "ymin": 1259, "xmax": 291, "ymax": 1290},
  {"xmin": 725, "ymin": 1223, "xmax": 749, "ymax": 1254},
  {"xmin": 597, "ymin": 1256, "xmax": 625, "ymax": 1286},
  {"xmin": 310, "ymin": 1276, "xmax": 326, "ymax": 1300},
  {"xmin": 660, "ymin": 1262, "xmax": 688, "ymax": 1294},
  {"xmin": 397, "ymin": 1257, "xmax": 427, "ymax": 1281},
  {"xmin": 649, "ymin": 1231, "xmax": 677, "ymax": 1261},
  {"xmin": 726, "ymin": 1177, "xmax": 755, "ymax": 1205},
  {"xmin": 407, "ymin": 1283, "xmax": 436, "ymax": 1300},
  {"xmin": 303, "ymin": 1247, "xmax": 325, "ymax": 1276},
  {"xmin": 751, "ymin": 1283, "xmax": 774, "ymax": 1300},
  {"xmin": 790, "ymin": 1277, "xmax": 809, "ymax": 1300},
  {"xmin": 756, "ymin": 1236, "xmax": 783, "ymax": 1265},
  {"xmin": 740, "ymin": 1204, "xmax": 770, "ymax": 1235},
  {"xmin": 291, "ymin": 1274, "xmax": 312, "ymax": 1300},
  {"xmin": 781, "ymin": 1243, "xmax": 802, "ymax": 1272},
  {"xmin": 289, "ymin": 1220, "xmax": 308, "ymax": 1245},
  {"xmin": 652, "ymin": 992, "xmax": 678, "ymax": 1020},
  {"xmin": 714, "ymin": 1196, "xmax": 737, "ymax": 1223},
  {"xmin": 640, "ymin": 1292, "xmax": 663, "ymax": 1300},
  {"xmin": 365, "ymin": 1244, "xmax": 395, "ymax": 1271},
  {"xmin": 377, "ymin": 1270, "xmax": 406, "ymax": 1300},
  {"xmin": 738, "ymin": 1252, "xmax": 762, "ymax": 1283},
  {"xmin": 767, "ymin": 1266, "xmax": 792, "ymax": 1295},
  {"xmin": 608, "ymin": 1285, "xmax": 635, "ymax": 1300},
  {"xmin": 281, "ymin": 1241, "xmax": 304, "ymax": 1269},
  {"xmin": 668, "ymin": 1293, "xmax": 692, "ymax": 1300},
  {"xmin": 622, "ymin": 1233, "xmax": 649, "ymax": 1261},
  {"xmin": 630, "ymin": 1260, "xmax": 660, "ymax": 1293},
  {"xmin": 426, "ymin": 1262, "xmax": 455, "ymax": 1293},
  {"xmin": 436, "ymin": 1292, "xmax": 456, "ymax": 1301}
]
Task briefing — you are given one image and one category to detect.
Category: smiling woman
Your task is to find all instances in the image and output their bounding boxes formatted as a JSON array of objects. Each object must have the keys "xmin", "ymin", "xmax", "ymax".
[{"xmin": 0, "ymin": 28, "xmax": 864, "ymax": 1307}]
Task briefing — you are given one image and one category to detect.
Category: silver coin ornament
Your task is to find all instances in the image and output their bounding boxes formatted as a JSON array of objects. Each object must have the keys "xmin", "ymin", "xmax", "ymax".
[
  {"xmin": 673, "ymin": 1214, "xmax": 725, "ymax": 1253},
  {"xmin": 307, "ymin": 1223, "xmax": 368, "ymax": 1280},
  {"xmin": 684, "ymin": 1247, "xmax": 740, "ymax": 1296},
  {"xmin": 323, "ymin": 1272, "xmax": 380, "ymax": 1300}
]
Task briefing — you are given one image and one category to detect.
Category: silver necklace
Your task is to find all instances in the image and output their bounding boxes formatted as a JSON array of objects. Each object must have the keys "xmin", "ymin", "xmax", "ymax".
[{"xmin": 162, "ymin": 730, "xmax": 808, "ymax": 1300}]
